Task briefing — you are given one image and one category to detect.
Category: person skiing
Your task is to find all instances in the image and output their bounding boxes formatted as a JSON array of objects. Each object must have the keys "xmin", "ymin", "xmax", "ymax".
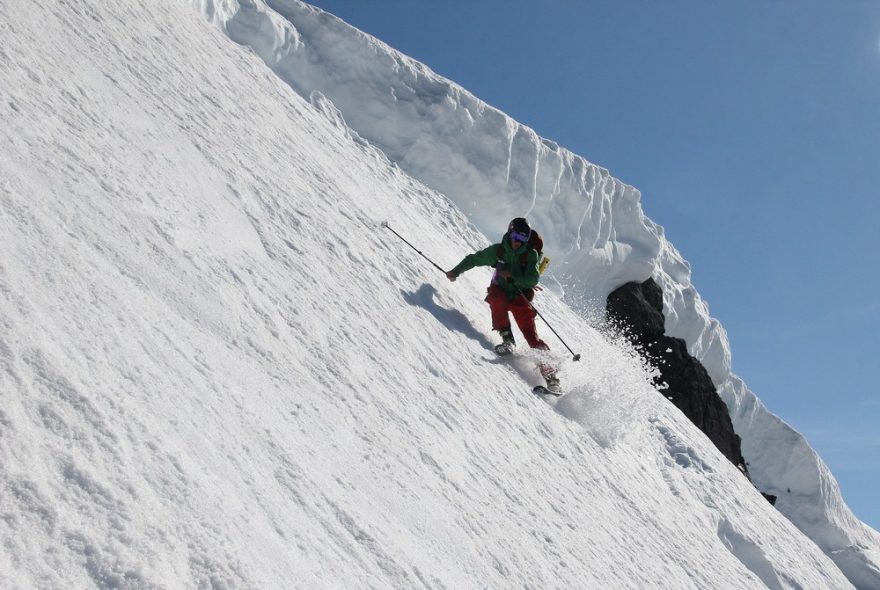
[{"xmin": 446, "ymin": 217, "xmax": 560, "ymax": 392}]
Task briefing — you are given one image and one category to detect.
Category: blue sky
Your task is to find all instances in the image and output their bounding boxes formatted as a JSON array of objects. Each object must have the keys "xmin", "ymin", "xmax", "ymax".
[{"xmin": 306, "ymin": 1, "xmax": 880, "ymax": 529}]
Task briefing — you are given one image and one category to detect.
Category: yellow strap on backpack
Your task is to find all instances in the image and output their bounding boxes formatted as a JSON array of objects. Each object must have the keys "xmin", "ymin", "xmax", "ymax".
[{"xmin": 538, "ymin": 256, "xmax": 550, "ymax": 275}]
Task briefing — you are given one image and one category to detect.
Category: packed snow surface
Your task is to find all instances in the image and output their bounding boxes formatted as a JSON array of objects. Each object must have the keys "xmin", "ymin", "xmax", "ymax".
[
  {"xmin": 0, "ymin": 0, "xmax": 876, "ymax": 588},
  {"xmin": 196, "ymin": 1, "xmax": 880, "ymax": 587}
]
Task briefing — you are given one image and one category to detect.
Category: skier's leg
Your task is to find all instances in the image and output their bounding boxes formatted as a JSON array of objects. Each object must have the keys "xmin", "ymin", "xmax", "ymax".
[
  {"xmin": 510, "ymin": 300, "xmax": 557, "ymax": 383},
  {"xmin": 486, "ymin": 285, "xmax": 516, "ymax": 350},
  {"xmin": 485, "ymin": 285, "xmax": 512, "ymax": 332},
  {"xmin": 510, "ymin": 299, "xmax": 548, "ymax": 350}
]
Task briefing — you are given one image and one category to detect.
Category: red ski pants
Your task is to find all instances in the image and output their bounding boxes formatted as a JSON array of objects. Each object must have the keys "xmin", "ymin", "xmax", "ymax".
[{"xmin": 485, "ymin": 285, "xmax": 549, "ymax": 351}]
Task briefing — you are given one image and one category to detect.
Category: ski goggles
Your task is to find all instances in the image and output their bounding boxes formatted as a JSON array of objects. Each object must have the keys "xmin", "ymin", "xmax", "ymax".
[{"xmin": 510, "ymin": 230, "xmax": 531, "ymax": 243}]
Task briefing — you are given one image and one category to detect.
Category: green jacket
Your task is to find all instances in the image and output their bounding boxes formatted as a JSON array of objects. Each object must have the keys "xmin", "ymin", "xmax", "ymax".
[{"xmin": 451, "ymin": 239, "xmax": 540, "ymax": 298}]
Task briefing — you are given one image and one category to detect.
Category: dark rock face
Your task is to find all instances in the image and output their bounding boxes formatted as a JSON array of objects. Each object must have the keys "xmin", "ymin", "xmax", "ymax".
[{"xmin": 607, "ymin": 278, "xmax": 749, "ymax": 477}]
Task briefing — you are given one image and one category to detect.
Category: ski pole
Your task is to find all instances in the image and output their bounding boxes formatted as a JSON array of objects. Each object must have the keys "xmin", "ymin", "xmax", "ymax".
[
  {"xmin": 381, "ymin": 221, "xmax": 446, "ymax": 274},
  {"xmin": 517, "ymin": 291, "xmax": 581, "ymax": 362}
]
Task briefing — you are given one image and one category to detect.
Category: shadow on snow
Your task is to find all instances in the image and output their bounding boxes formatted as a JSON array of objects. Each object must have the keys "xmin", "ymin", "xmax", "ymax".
[{"xmin": 401, "ymin": 284, "xmax": 495, "ymax": 352}]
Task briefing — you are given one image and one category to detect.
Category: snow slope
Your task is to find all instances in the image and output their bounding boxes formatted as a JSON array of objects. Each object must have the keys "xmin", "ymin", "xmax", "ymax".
[
  {"xmin": 193, "ymin": 1, "xmax": 880, "ymax": 586},
  {"xmin": 0, "ymin": 0, "xmax": 871, "ymax": 589}
]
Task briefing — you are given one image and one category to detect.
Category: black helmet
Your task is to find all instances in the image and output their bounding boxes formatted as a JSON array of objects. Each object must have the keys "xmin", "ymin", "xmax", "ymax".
[{"xmin": 508, "ymin": 217, "xmax": 531, "ymax": 242}]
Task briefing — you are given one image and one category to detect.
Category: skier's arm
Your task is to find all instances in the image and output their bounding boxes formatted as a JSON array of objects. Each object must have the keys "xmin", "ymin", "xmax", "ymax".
[{"xmin": 447, "ymin": 244, "xmax": 500, "ymax": 278}]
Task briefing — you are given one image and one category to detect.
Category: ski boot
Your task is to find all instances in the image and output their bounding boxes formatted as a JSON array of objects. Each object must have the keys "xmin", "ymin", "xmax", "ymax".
[
  {"xmin": 533, "ymin": 372, "xmax": 562, "ymax": 396},
  {"xmin": 537, "ymin": 362, "xmax": 562, "ymax": 395},
  {"xmin": 494, "ymin": 327, "xmax": 516, "ymax": 356},
  {"xmin": 544, "ymin": 373, "xmax": 562, "ymax": 394}
]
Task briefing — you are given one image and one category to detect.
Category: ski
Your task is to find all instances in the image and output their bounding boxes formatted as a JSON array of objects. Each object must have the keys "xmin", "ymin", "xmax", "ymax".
[{"xmin": 533, "ymin": 385, "xmax": 563, "ymax": 397}]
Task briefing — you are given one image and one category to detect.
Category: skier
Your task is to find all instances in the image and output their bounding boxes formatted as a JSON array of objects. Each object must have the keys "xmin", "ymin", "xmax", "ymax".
[{"xmin": 446, "ymin": 217, "xmax": 560, "ymax": 392}]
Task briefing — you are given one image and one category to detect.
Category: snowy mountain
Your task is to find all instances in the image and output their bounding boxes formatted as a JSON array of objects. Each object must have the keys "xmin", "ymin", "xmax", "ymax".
[{"xmin": 0, "ymin": 0, "xmax": 876, "ymax": 588}]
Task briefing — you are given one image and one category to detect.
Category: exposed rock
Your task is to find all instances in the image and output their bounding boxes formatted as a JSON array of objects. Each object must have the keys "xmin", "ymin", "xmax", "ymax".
[{"xmin": 607, "ymin": 279, "xmax": 749, "ymax": 477}]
